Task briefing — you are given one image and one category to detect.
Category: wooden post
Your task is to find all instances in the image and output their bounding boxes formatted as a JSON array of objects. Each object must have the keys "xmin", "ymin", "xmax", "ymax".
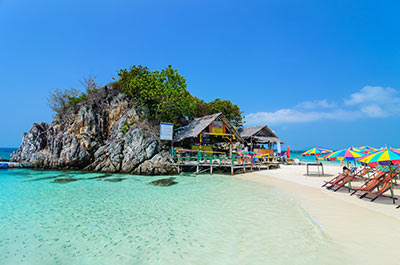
[
  {"xmin": 210, "ymin": 165, "xmax": 213, "ymax": 175},
  {"xmin": 242, "ymin": 154, "xmax": 246, "ymax": 173},
  {"xmin": 231, "ymin": 154, "xmax": 234, "ymax": 175},
  {"xmin": 251, "ymin": 154, "xmax": 254, "ymax": 171}
]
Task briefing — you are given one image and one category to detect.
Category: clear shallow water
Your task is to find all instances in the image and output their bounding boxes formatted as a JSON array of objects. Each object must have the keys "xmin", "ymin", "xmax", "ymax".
[{"xmin": 0, "ymin": 168, "xmax": 346, "ymax": 265}]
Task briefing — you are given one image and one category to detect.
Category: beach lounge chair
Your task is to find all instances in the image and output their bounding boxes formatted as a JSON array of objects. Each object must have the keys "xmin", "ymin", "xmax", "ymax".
[
  {"xmin": 326, "ymin": 174, "xmax": 354, "ymax": 192},
  {"xmin": 359, "ymin": 172, "xmax": 398, "ymax": 204},
  {"xmin": 350, "ymin": 170, "xmax": 387, "ymax": 196},
  {"xmin": 322, "ymin": 173, "xmax": 345, "ymax": 187},
  {"xmin": 353, "ymin": 167, "xmax": 372, "ymax": 179}
]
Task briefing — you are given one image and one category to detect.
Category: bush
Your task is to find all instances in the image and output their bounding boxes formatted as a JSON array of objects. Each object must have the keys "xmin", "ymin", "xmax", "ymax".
[
  {"xmin": 48, "ymin": 75, "xmax": 101, "ymax": 118},
  {"xmin": 121, "ymin": 121, "xmax": 131, "ymax": 134},
  {"xmin": 47, "ymin": 88, "xmax": 81, "ymax": 118}
]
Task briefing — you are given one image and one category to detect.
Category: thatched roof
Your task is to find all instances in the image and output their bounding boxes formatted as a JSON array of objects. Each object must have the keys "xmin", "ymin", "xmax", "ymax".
[
  {"xmin": 174, "ymin": 113, "xmax": 243, "ymax": 143},
  {"xmin": 239, "ymin": 125, "xmax": 282, "ymax": 144}
]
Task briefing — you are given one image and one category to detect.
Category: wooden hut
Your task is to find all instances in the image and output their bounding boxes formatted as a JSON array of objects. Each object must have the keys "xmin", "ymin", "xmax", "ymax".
[
  {"xmin": 239, "ymin": 125, "xmax": 283, "ymax": 156},
  {"xmin": 174, "ymin": 113, "xmax": 243, "ymax": 155},
  {"xmin": 174, "ymin": 115, "xmax": 280, "ymax": 175}
]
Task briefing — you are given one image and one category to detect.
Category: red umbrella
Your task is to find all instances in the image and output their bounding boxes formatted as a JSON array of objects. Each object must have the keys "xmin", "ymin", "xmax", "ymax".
[{"xmin": 286, "ymin": 146, "xmax": 291, "ymax": 159}]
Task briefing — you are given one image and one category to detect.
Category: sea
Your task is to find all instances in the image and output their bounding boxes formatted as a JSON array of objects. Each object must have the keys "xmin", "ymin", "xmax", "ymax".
[
  {"xmin": 0, "ymin": 148, "xmax": 16, "ymax": 160},
  {"xmin": 0, "ymin": 148, "xmax": 346, "ymax": 265}
]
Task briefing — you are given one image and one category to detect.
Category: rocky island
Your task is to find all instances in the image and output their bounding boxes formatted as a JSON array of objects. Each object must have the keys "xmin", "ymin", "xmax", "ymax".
[
  {"xmin": 11, "ymin": 87, "xmax": 177, "ymax": 175},
  {"xmin": 11, "ymin": 65, "xmax": 243, "ymax": 175}
]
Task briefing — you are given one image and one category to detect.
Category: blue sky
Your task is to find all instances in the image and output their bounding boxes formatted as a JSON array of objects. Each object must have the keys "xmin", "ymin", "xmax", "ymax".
[{"xmin": 1, "ymin": 0, "xmax": 400, "ymax": 150}]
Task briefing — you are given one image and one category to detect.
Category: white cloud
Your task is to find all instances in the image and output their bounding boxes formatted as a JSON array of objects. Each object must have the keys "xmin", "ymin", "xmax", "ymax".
[
  {"xmin": 246, "ymin": 85, "xmax": 400, "ymax": 125},
  {"xmin": 246, "ymin": 109, "xmax": 360, "ymax": 125},
  {"xmin": 296, "ymin": 99, "xmax": 336, "ymax": 109},
  {"xmin": 345, "ymin": 86, "xmax": 400, "ymax": 106},
  {"xmin": 360, "ymin": 104, "xmax": 388, "ymax": 118}
]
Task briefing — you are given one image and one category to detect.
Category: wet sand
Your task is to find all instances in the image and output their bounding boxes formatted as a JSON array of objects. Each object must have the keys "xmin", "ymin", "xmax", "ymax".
[{"xmin": 237, "ymin": 165, "xmax": 400, "ymax": 265}]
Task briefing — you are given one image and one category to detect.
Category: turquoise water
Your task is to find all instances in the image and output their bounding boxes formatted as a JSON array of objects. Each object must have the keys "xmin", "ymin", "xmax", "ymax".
[
  {"xmin": 0, "ymin": 147, "xmax": 347, "ymax": 264},
  {"xmin": 0, "ymin": 148, "xmax": 16, "ymax": 160},
  {"xmin": 0, "ymin": 168, "xmax": 347, "ymax": 265}
]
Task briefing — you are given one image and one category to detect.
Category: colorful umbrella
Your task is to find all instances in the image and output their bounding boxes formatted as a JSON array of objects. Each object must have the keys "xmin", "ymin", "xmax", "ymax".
[
  {"xmin": 350, "ymin": 147, "xmax": 368, "ymax": 153},
  {"xmin": 302, "ymin": 147, "xmax": 332, "ymax": 163},
  {"xmin": 302, "ymin": 148, "xmax": 332, "ymax": 157},
  {"xmin": 357, "ymin": 146, "xmax": 378, "ymax": 153},
  {"xmin": 357, "ymin": 147, "xmax": 400, "ymax": 167},
  {"xmin": 323, "ymin": 148, "xmax": 365, "ymax": 161},
  {"xmin": 286, "ymin": 146, "xmax": 291, "ymax": 159}
]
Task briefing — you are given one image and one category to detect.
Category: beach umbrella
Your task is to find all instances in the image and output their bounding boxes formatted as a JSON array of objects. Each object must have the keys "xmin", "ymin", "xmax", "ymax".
[
  {"xmin": 323, "ymin": 148, "xmax": 365, "ymax": 162},
  {"xmin": 357, "ymin": 147, "xmax": 400, "ymax": 167},
  {"xmin": 302, "ymin": 147, "xmax": 331, "ymax": 163},
  {"xmin": 357, "ymin": 146, "xmax": 378, "ymax": 153},
  {"xmin": 286, "ymin": 146, "xmax": 291, "ymax": 159},
  {"xmin": 351, "ymin": 147, "xmax": 368, "ymax": 153},
  {"xmin": 302, "ymin": 148, "xmax": 331, "ymax": 156},
  {"xmin": 323, "ymin": 147, "xmax": 365, "ymax": 166}
]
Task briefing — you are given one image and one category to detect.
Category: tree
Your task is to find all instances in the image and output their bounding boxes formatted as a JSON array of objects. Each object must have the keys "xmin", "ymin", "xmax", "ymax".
[
  {"xmin": 207, "ymin": 98, "xmax": 244, "ymax": 127},
  {"xmin": 193, "ymin": 97, "xmax": 210, "ymax": 117},
  {"xmin": 80, "ymin": 74, "xmax": 101, "ymax": 95},
  {"xmin": 47, "ymin": 75, "xmax": 102, "ymax": 118},
  {"xmin": 117, "ymin": 65, "xmax": 195, "ymax": 126},
  {"xmin": 47, "ymin": 88, "xmax": 81, "ymax": 118}
]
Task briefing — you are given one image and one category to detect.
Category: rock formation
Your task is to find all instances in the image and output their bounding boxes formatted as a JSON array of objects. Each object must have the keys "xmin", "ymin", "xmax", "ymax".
[{"xmin": 11, "ymin": 87, "xmax": 177, "ymax": 175}]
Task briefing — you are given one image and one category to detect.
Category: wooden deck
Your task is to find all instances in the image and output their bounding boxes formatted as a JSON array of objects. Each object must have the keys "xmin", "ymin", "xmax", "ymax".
[{"xmin": 175, "ymin": 160, "xmax": 280, "ymax": 175}]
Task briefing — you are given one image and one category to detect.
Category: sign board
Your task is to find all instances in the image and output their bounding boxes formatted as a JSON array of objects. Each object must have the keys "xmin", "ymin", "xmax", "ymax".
[
  {"xmin": 160, "ymin": 122, "xmax": 174, "ymax": 140},
  {"xmin": 209, "ymin": 120, "xmax": 225, "ymax": 134}
]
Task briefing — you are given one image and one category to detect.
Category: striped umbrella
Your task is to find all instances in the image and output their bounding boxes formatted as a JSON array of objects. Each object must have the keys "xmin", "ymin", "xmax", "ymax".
[
  {"xmin": 302, "ymin": 147, "xmax": 332, "ymax": 163},
  {"xmin": 302, "ymin": 148, "xmax": 332, "ymax": 157},
  {"xmin": 357, "ymin": 147, "xmax": 400, "ymax": 167},
  {"xmin": 351, "ymin": 147, "xmax": 368, "ymax": 153},
  {"xmin": 323, "ymin": 148, "xmax": 365, "ymax": 161},
  {"xmin": 357, "ymin": 146, "xmax": 378, "ymax": 153}
]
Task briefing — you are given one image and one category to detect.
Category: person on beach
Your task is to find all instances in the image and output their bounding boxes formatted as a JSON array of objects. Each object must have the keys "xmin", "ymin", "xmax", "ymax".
[{"xmin": 343, "ymin": 166, "xmax": 355, "ymax": 179}]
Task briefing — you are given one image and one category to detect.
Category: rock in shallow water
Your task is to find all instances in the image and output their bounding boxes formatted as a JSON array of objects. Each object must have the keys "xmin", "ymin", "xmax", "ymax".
[
  {"xmin": 53, "ymin": 178, "xmax": 78, "ymax": 183},
  {"xmin": 150, "ymin": 177, "xmax": 178, "ymax": 187},
  {"xmin": 104, "ymin": 177, "xmax": 127, "ymax": 182},
  {"xmin": 87, "ymin": 173, "xmax": 113, "ymax": 180}
]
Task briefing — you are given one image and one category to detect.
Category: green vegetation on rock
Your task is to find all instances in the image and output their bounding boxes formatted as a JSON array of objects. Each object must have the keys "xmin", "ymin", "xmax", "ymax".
[{"xmin": 48, "ymin": 65, "xmax": 244, "ymax": 127}]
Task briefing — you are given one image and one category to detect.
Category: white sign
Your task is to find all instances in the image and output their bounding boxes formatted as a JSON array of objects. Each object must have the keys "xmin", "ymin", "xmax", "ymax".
[{"xmin": 160, "ymin": 122, "xmax": 174, "ymax": 140}]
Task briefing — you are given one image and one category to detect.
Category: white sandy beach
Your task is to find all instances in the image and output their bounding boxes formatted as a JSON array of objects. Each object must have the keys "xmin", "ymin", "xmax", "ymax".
[{"xmin": 237, "ymin": 165, "xmax": 400, "ymax": 265}]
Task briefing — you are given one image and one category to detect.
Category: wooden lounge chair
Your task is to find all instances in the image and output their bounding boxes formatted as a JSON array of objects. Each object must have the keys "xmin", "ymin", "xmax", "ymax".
[
  {"xmin": 359, "ymin": 172, "xmax": 398, "ymax": 204},
  {"xmin": 350, "ymin": 171, "xmax": 387, "ymax": 196},
  {"xmin": 322, "ymin": 173, "xmax": 346, "ymax": 187},
  {"xmin": 353, "ymin": 167, "xmax": 372, "ymax": 179},
  {"xmin": 323, "ymin": 167, "xmax": 372, "ymax": 188},
  {"xmin": 327, "ymin": 175, "xmax": 354, "ymax": 192}
]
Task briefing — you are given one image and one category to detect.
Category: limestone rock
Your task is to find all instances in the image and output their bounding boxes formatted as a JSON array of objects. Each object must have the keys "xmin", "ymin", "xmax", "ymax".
[{"xmin": 11, "ymin": 87, "xmax": 177, "ymax": 175}]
